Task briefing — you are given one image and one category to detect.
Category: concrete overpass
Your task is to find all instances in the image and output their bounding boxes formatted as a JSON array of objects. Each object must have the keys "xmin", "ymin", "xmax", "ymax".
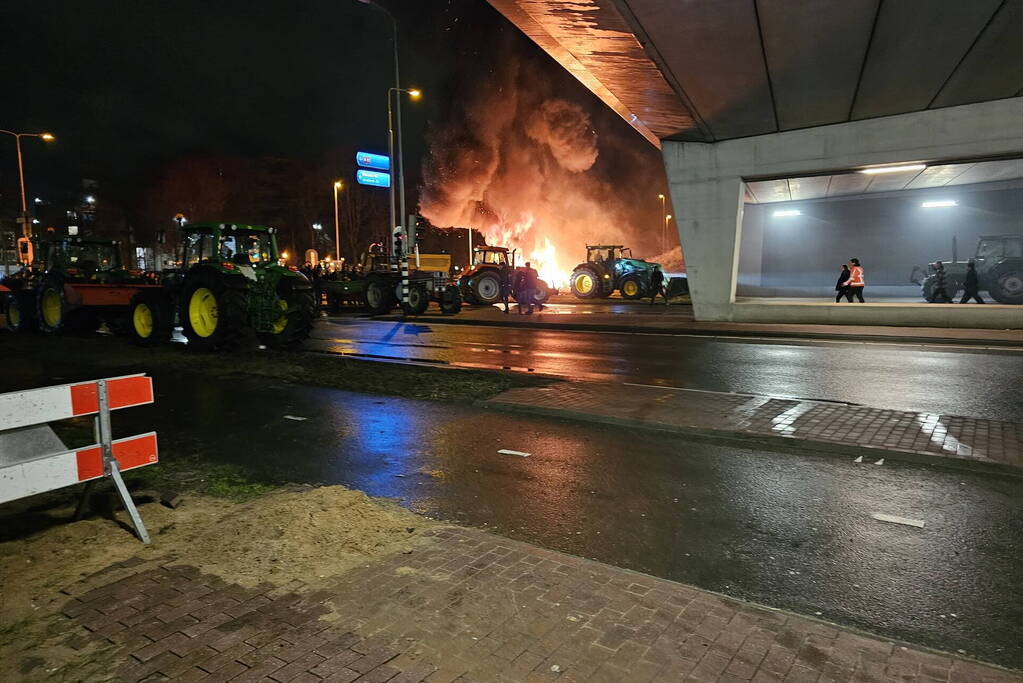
[{"xmin": 486, "ymin": 0, "xmax": 1023, "ymax": 327}]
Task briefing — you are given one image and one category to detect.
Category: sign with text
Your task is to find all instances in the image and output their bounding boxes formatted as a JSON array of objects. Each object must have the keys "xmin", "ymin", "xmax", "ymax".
[
  {"xmin": 356, "ymin": 151, "xmax": 390, "ymax": 171},
  {"xmin": 356, "ymin": 169, "xmax": 391, "ymax": 188}
]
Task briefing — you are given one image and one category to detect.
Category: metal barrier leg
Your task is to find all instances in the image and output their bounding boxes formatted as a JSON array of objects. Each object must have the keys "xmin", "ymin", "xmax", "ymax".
[
  {"xmin": 97, "ymin": 379, "xmax": 150, "ymax": 544},
  {"xmin": 73, "ymin": 480, "xmax": 96, "ymax": 521}
]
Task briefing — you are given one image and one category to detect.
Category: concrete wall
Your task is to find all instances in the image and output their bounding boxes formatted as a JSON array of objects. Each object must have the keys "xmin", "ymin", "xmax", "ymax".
[{"xmin": 663, "ymin": 97, "xmax": 1023, "ymax": 326}]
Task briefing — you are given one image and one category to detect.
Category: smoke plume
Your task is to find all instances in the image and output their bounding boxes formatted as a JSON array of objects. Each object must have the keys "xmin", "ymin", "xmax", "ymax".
[{"xmin": 419, "ymin": 31, "xmax": 676, "ymax": 285}]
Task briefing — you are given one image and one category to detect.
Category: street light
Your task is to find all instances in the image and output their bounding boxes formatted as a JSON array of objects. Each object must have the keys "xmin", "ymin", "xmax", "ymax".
[
  {"xmin": 658, "ymin": 194, "xmax": 666, "ymax": 252},
  {"xmin": 1, "ymin": 129, "xmax": 56, "ymax": 240},
  {"xmin": 387, "ymin": 86, "xmax": 422, "ymax": 255},
  {"xmin": 333, "ymin": 180, "xmax": 343, "ymax": 260}
]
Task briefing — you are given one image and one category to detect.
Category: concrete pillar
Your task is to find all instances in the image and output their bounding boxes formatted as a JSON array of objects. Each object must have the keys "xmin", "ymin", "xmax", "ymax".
[{"xmin": 661, "ymin": 97, "xmax": 1023, "ymax": 327}]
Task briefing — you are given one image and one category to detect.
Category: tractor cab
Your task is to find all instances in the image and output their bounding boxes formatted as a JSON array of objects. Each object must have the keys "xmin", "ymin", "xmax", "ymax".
[
  {"xmin": 41, "ymin": 237, "xmax": 144, "ymax": 284},
  {"xmin": 180, "ymin": 222, "xmax": 280, "ymax": 273},
  {"xmin": 473, "ymin": 245, "xmax": 513, "ymax": 267}
]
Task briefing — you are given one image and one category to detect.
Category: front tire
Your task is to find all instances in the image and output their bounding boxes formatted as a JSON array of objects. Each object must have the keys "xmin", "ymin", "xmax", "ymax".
[
  {"xmin": 260, "ymin": 280, "xmax": 316, "ymax": 349},
  {"xmin": 129, "ymin": 290, "xmax": 173, "ymax": 346},
  {"xmin": 620, "ymin": 275, "xmax": 645, "ymax": 300},
  {"xmin": 179, "ymin": 270, "xmax": 249, "ymax": 351},
  {"xmin": 37, "ymin": 278, "xmax": 96, "ymax": 334},
  {"xmin": 439, "ymin": 286, "xmax": 462, "ymax": 314},
  {"xmin": 401, "ymin": 285, "xmax": 430, "ymax": 316}
]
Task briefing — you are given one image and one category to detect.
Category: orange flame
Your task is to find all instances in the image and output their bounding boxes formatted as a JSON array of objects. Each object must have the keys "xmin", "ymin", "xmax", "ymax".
[{"xmin": 482, "ymin": 212, "xmax": 572, "ymax": 289}]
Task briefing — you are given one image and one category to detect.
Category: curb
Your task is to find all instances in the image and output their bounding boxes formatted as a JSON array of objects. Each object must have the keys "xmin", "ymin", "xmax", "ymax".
[
  {"xmin": 478, "ymin": 398, "xmax": 1022, "ymax": 478},
  {"xmin": 372, "ymin": 314, "xmax": 1023, "ymax": 349}
]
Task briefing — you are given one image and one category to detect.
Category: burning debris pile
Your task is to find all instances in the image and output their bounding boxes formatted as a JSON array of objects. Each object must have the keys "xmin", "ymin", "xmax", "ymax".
[{"xmin": 419, "ymin": 33, "xmax": 676, "ymax": 287}]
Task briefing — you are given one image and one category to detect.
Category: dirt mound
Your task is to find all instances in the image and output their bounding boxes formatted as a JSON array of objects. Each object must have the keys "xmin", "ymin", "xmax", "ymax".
[
  {"xmin": 171, "ymin": 486, "xmax": 430, "ymax": 585},
  {"xmin": 0, "ymin": 486, "xmax": 434, "ymax": 623}
]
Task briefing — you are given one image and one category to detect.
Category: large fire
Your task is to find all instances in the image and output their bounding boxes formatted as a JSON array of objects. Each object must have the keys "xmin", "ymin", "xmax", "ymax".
[{"xmin": 482, "ymin": 212, "xmax": 571, "ymax": 289}]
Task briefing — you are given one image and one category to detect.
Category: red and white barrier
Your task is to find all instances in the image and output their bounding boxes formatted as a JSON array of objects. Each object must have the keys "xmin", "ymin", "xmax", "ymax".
[{"xmin": 0, "ymin": 374, "xmax": 159, "ymax": 542}]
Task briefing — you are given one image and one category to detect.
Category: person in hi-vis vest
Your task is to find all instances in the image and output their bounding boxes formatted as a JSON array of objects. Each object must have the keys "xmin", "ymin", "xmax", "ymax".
[{"xmin": 844, "ymin": 258, "xmax": 865, "ymax": 302}]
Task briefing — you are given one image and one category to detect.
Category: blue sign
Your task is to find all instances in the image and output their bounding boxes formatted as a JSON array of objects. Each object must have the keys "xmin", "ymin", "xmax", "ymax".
[
  {"xmin": 356, "ymin": 169, "xmax": 391, "ymax": 188},
  {"xmin": 356, "ymin": 151, "xmax": 390, "ymax": 171}
]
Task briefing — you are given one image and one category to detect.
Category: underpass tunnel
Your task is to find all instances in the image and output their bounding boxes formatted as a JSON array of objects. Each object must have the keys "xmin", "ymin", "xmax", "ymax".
[{"xmin": 737, "ymin": 158, "xmax": 1023, "ymax": 302}]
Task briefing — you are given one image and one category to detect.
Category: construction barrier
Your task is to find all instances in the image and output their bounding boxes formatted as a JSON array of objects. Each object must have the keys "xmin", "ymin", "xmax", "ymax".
[{"xmin": 0, "ymin": 374, "xmax": 159, "ymax": 542}]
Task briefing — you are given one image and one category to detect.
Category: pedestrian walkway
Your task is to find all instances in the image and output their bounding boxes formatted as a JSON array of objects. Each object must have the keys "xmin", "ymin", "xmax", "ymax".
[
  {"xmin": 484, "ymin": 382, "xmax": 1023, "ymax": 473},
  {"xmin": 59, "ymin": 526, "xmax": 1019, "ymax": 682}
]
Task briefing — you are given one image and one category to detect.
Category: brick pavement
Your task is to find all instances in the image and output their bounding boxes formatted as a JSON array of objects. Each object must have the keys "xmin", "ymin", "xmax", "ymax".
[
  {"xmin": 55, "ymin": 526, "xmax": 1020, "ymax": 682},
  {"xmin": 483, "ymin": 382, "xmax": 1023, "ymax": 472}
]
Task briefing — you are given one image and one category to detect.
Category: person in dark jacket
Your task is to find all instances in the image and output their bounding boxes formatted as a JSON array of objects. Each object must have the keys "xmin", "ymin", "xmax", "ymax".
[
  {"xmin": 499, "ymin": 263, "xmax": 513, "ymax": 313},
  {"xmin": 513, "ymin": 268, "xmax": 528, "ymax": 314},
  {"xmin": 835, "ymin": 264, "xmax": 852, "ymax": 302},
  {"xmin": 649, "ymin": 267, "xmax": 668, "ymax": 304},
  {"xmin": 929, "ymin": 261, "xmax": 953, "ymax": 303},
  {"xmin": 959, "ymin": 260, "xmax": 985, "ymax": 304},
  {"xmin": 520, "ymin": 261, "xmax": 543, "ymax": 314}
]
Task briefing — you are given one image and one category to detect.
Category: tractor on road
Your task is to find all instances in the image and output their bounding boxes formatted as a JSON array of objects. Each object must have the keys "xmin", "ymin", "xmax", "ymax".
[
  {"xmin": 318, "ymin": 244, "xmax": 461, "ymax": 316},
  {"xmin": 569, "ymin": 245, "xmax": 660, "ymax": 299},
  {"xmin": 127, "ymin": 222, "xmax": 317, "ymax": 349},
  {"xmin": 2, "ymin": 236, "xmax": 160, "ymax": 334},
  {"xmin": 910, "ymin": 234, "xmax": 1023, "ymax": 304},
  {"xmin": 457, "ymin": 245, "xmax": 551, "ymax": 306}
]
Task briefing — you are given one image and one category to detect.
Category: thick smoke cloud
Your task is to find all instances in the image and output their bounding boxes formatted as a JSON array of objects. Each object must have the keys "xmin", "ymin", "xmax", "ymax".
[{"xmin": 419, "ymin": 31, "xmax": 677, "ymax": 284}]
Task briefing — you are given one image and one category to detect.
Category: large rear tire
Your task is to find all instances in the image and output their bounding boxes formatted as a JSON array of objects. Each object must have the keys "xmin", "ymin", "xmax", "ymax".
[
  {"xmin": 533, "ymin": 280, "xmax": 550, "ymax": 304},
  {"xmin": 365, "ymin": 275, "xmax": 395, "ymax": 315},
  {"xmin": 260, "ymin": 280, "xmax": 316, "ymax": 349},
  {"xmin": 129, "ymin": 290, "xmax": 173, "ymax": 346},
  {"xmin": 570, "ymin": 267, "xmax": 600, "ymax": 299},
  {"xmin": 989, "ymin": 264, "xmax": 1023, "ymax": 304},
  {"xmin": 4, "ymin": 290, "xmax": 37, "ymax": 332},
  {"xmin": 179, "ymin": 270, "xmax": 249, "ymax": 351},
  {"xmin": 471, "ymin": 272, "xmax": 501, "ymax": 305}
]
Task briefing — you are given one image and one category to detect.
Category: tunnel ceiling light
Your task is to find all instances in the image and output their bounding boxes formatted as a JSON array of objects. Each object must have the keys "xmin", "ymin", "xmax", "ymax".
[
  {"xmin": 773, "ymin": 209, "xmax": 802, "ymax": 217},
  {"xmin": 859, "ymin": 164, "xmax": 926, "ymax": 175},
  {"xmin": 921, "ymin": 200, "xmax": 957, "ymax": 208}
]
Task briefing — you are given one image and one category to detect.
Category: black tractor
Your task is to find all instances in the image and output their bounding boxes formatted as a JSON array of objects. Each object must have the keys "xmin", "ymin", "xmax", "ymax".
[
  {"xmin": 569, "ymin": 245, "xmax": 660, "ymax": 299},
  {"xmin": 911, "ymin": 235, "xmax": 1023, "ymax": 304}
]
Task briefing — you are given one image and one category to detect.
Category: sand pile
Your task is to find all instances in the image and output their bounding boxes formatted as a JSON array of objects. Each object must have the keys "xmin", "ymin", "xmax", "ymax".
[{"xmin": 0, "ymin": 486, "xmax": 434, "ymax": 623}]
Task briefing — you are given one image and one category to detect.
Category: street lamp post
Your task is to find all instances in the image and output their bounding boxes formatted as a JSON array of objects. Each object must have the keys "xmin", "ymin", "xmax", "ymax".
[
  {"xmin": 386, "ymin": 87, "xmax": 421, "ymax": 250},
  {"xmin": 665, "ymin": 213, "xmax": 673, "ymax": 253},
  {"xmin": 658, "ymin": 193, "xmax": 667, "ymax": 253},
  {"xmin": 1, "ymin": 129, "xmax": 55, "ymax": 241},
  {"xmin": 333, "ymin": 180, "xmax": 343, "ymax": 260}
]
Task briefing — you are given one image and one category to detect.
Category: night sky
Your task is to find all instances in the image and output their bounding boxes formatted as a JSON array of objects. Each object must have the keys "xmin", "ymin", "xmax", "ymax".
[{"xmin": 0, "ymin": 0, "xmax": 661, "ymax": 235}]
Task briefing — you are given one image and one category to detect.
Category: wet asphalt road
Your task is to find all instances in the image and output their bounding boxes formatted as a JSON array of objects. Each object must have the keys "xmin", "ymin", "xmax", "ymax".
[
  {"xmin": 310, "ymin": 318, "xmax": 1023, "ymax": 422},
  {"xmin": 112, "ymin": 374, "xmax": 1023, "ymax": 668}
]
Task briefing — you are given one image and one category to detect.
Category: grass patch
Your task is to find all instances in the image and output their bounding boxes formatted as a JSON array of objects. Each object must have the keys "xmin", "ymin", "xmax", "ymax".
[
  {"xmin": 0, "ymin": 332, "xmax": 547, "ymax": 402},
  {"xmin": 122, "ymin": 455, "xmax": 279, "ymax": 501}
]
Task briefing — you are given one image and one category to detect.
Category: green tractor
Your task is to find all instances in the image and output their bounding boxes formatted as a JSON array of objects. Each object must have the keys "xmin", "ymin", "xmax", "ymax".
[
  {"xmin": 911, "ymin": 234, "xmax": 1023, "ymax": 304},
  {"xmin": 569, "ymin": 245, "xmax": 660, "ymax": 299},
  {"xmin": 127, "ymin": 222, "xmax": 316, "ymax": 350}
]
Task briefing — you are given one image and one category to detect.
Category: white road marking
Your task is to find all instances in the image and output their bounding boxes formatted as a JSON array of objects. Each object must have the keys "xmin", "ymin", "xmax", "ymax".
[
  {"xmin": 872, "ymin": 513, "xmax": 925, "ymax": 528},
  {"xmin": 283, "ymin": 415, "xmax": 307, "ymax": 421},
  {"xmin": 498, "ymin": 449, "xmax": 531, "ymax": 457}
]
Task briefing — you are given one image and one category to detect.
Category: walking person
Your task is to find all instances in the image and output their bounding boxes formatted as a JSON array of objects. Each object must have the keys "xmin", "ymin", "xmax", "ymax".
[
  {"xmin": 499, "ymin": 263, "xmax": 513, "ymax": 313},
  {"xmin": 514, "ymin": 267, "xmax": 529, "ymax": 314},
  {"xmin": 928, "ymin": 261, "xmax": 953, "ymax": 303},
  {"xmin": 959, "ymin": 260, "xmax": 985, "ymax": 304},
  {"xmin": 844, "ymin": 258, "xmax": 865, "ymax": 302},
  {"xmin": 521, "ymin": 261, "xmax": 543, "ymax": 314},
  {"xmin": 649, "ymin": 266, "xmax": 668, "ymax": 305},
  {"xmin": 835, "ymin": 263, "xmax": 852, "ymax": 302}
]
